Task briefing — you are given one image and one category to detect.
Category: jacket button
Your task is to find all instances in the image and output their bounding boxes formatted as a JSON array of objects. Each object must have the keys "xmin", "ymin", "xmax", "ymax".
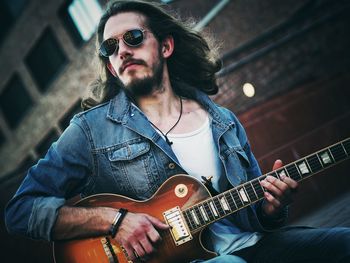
[{"xmin": 168, "ymin": 163, "xmax": 176, "ymax": 169}]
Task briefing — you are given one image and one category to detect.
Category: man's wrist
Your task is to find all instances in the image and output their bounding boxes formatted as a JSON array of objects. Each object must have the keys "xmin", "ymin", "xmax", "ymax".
[
  {"xmin": 258, "ymin": 201, "xmax": 288, "ymax": 227},
  {"xmin": 261, "ymin": 207, "xmax": 285, "ymax": 221},
  {"xmin": 108, "ymin": 208, "xmax": 128, "ymax": 238}
]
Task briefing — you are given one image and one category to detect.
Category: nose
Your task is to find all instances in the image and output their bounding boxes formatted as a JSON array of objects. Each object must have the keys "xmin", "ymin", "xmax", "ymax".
[{"xmin": 118, "ymin": 40, "xmax": 133, "ymax": 60}]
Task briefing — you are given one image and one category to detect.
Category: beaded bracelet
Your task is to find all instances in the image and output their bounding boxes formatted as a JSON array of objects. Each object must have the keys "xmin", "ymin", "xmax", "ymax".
[{"xmin": 109, "ymin": 208, "xmax": 128, "ymax": 238}]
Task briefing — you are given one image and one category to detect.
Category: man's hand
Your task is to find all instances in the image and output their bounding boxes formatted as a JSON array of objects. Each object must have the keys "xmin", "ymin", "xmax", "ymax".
[
  {"xmin": 260, "ymin": 159, "xmax": 299, "ymax": 217},
  {"xmin": 115, "ymin": 212, "xmax": 169, "ymax": 261}
]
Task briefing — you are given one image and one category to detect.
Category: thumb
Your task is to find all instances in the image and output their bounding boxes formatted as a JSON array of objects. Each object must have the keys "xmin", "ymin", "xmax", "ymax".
[
  {"xmin": 146, "ymin": 214, "xmax": 169, "ymax": 230},
  {"xmin": 272, "ymin": 159, "xmax": 283, "ymax": 171}
]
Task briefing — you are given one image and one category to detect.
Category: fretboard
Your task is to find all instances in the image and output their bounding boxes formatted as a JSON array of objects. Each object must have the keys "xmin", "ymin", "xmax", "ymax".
[{"xmin": 182, "ymin": 137, "xmax": 350, "ymax": 232}]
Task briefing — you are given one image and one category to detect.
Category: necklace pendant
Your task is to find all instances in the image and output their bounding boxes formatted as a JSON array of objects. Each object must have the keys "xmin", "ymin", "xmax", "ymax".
[{"xmin": 165, "ymin": 136, "xmax": 173, "ymax": 146}]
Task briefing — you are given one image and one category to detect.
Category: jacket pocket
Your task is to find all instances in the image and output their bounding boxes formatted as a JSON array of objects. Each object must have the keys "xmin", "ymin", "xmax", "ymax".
[
  {"xmin": 105, "ymin": 140, "xmax": 158, "ymax": 200},
  {"xmin": 108, "ymin": 141, "xmax": 150, "ymax": 161}
]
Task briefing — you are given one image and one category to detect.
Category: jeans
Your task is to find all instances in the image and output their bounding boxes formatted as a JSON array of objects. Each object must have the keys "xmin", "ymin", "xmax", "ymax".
[
  {"xmin": 234, "ymin": 227, "xmax": 350, "ymax": 263},
  {"xmin": 196, "ymin": 226, "xmax": 350, "ymax": 263}
]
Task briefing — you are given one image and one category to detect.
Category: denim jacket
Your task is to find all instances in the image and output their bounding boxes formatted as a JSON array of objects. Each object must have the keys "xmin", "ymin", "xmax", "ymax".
[{"xmin": 5, "ymin": 89, "xmax": 285, "ymax": 241}]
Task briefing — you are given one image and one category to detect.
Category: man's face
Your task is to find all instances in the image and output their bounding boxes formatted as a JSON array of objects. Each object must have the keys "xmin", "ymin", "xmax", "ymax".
[{"xmin": 103, "ymin": 12, "xmax": 164, "ymax": 96}]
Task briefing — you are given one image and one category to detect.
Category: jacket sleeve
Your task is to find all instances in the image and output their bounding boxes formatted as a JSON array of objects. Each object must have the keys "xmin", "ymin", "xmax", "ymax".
[{"xmin": 5, "ymin": 117, "xmax": 93, "ymax": 241}]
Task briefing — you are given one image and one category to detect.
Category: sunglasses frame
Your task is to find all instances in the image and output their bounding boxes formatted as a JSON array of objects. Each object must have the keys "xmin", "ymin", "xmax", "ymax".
[{"xmin": 99, "ymin": 28, "xmax": 146, "ymax": 57}]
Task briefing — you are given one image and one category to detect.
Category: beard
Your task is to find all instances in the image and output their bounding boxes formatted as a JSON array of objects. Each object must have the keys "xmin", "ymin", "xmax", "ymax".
[{"xmin": 123, "ymin": 52, "xmax": 165, "ymax": 98}]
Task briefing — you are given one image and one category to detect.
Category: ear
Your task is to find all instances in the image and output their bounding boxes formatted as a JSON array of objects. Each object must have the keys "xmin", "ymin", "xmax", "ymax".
[
  {"xmin": 161, "ymin": 35, "xmax": 174, "ymax": 59},
  {"xmin": 107, "ymin": 62, "xmax": 117, "ymax": 77}
]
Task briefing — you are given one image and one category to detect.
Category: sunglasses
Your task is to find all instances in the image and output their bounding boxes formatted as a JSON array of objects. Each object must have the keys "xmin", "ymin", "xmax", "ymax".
[{"xmin": 99, "ymin": 28, "xmax": 146, "ymax": 57}]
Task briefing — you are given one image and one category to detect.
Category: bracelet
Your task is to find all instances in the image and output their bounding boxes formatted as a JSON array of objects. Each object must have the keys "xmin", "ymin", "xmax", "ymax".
[{"xmin": 109, "ymin": 208, "xmax": 128, "ymax": 238}]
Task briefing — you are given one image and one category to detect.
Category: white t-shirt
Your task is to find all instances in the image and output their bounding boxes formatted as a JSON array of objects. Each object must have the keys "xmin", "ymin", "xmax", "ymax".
[{"xmin": 167, "ymin": 115, "xmax": 227, "ymax": 192}]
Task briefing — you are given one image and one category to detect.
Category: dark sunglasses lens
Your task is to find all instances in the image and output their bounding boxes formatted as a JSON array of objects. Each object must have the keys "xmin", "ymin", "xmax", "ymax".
[
  {"xmin": 100, "ymin": 38, "xmax": 118, "ymax": 57},
  {"xmin": 123, "ymin": 29, "xmax": 144, "ymax": 46}
]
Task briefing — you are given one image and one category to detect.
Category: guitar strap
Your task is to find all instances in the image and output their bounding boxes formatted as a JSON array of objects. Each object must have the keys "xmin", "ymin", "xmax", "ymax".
[{"xmin": 201, "ymin": 176, "xmax": 221, "ymax": 196}]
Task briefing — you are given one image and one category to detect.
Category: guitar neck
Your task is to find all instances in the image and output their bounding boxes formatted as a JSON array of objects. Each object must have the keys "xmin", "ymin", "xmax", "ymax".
[{"xmin": 182, "ymin": 137, "xmax": 350, "ymax": 232}]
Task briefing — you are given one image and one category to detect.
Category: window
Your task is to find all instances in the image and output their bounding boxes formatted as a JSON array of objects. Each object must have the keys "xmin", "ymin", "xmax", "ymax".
[
  {"xmin": 0, "ymin": 0, "xmax": 27, "ymax": 45},
  {"xmin": 0, "ymin": 74, "xmax": 33, "ymax": 129},
  {"xmin": 24, "ymin": 28, "xmax": 68, "ymax": 92},
  {"xmin": 58, "ymin": 99, "xmax": 82, "ymax": 130},
  {"xmin": 59, "ymin": 0, "xmax": 103, "ymax": 47},
  {"xmin": 35, "ymin": 129, "xmax": 60, "ymax": 158}
]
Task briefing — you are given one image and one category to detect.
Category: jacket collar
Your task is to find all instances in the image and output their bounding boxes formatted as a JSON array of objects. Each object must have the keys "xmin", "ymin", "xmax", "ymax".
[
  {"xmin": 106, "ymin": 90, "xmax": 132, "ymax": 124},
  {"xmin": 106, "ymin": 84, "xmax": 234, "ymax": 129}
]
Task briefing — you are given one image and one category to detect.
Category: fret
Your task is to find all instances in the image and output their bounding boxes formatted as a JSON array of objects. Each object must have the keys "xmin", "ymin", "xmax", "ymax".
[
  {"xmin": 276, "ymin": 168, "xmax": 289, "ymax": 180},
  {"xmin": 316, "ymin": 152, "xmax": 325, "ymax": 168},
  {"xmin": 343, "ymin": 138, "xmax": 350, "ymax": 154},
  {"xmin": 203, "ymin": 202, "xmax": 215, "ymax": 221},
  {"xmin": 327, "ymin": 147, "xmax": 336, "ymax": 163},
  {"xmin": 199, "ymin": 205, "xmax": 209, "ymax": 222},
  {"xmin": 330, "ymin": 144, "xmax": 347, "ymax": 162},
  {"xmin": 237, "ymin": 186, "xmax": 251, "ymax": 204},
  {"xmin": 228, "ymin": 190, "xmax": 238, "ymax": 210},
  {"xmin": 285, "ymin": 164, "xmax": 302, "ymax": 180},
  {"xmin": 269, "ymin": 171, "xmax": 279, "ymax": 180},
  {"xmin": 317, "ymin": 149, "xmax": 333, "ymax": 167},
  {"xmin": 244, "ymin": 182, "xmax": 258, "ymax": 202},
  {"xmin": 252, "ymin": 179, "xmax": 265, "ymax": 198},
  {"xmin": 296, "ymin": 159, "xmax": 311, "ymax": 178},
  {"xmin": 230, "ymin": 189, "xmax": 244, "ymax": 208},
  {"xmin": 213, "ymin": 196, "xmax": 226, "ymax": 217},
  {"xmin": 187, "ymin": 209, "xmax": 198, "ymax": 228},
  {"xmin": 183, "ymin": 210, "xmax": 195, "ymax": 230},
  {"xmin": 190, "ymin": 208, "xmax": 200, "ymax": 226},
  {"xmin": 264, "ymin": 172, "xmax": 278, "ymax": 180},
  {"xmin": 193, "ymin": 206, "xmax": 205, "ymax": 226},
  {"xmin": 306, "ymin": 154, "xmax": 323, "ymax": 173},
  {"xmin": 218, "ymin": 194, "xmax": 231, "ymax": 212},
  {"xmin": 258, "ymin": 175, "xmax": 267, "ymax": 193},
  {"xmin": 209, "ymin": 200, "xmax": 219, "ymax": 218},
  {"xmin": 224, "ymin": 191, "xmax": 238, "ymax": 210},
  {"xmin": 249, "ymin": 181, "xmax": 259, "ymax": 201},
  {"xmin": 340, "ymin": 140, "xmax": 348, "ymax": 156}
]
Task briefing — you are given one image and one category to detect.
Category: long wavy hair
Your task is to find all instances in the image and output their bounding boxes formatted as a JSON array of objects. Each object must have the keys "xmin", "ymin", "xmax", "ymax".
[{"xmin": 82, "ymin": 0, "xmax": 222, "ymax": 110}]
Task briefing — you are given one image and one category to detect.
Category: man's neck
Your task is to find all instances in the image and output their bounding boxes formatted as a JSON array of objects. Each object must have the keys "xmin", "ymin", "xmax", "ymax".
[
  {"xmin": 137, "ymin": 84, "xmax": 180, "ymax": 123},
  {"xmin": 133, "ymin": 81, "xmax": 207, "ymax": 136}
]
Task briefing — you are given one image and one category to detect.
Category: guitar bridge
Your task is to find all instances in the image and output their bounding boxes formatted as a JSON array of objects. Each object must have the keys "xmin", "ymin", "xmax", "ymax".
[{"xmin": 163, "ymin": 206, "xmax": 192, "ymax": 246}]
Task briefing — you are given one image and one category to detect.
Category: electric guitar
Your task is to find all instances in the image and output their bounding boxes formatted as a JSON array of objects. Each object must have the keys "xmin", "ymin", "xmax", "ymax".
[{"xmin": 53, "ymin": 137, "xmax": 350, "ymax": 263}]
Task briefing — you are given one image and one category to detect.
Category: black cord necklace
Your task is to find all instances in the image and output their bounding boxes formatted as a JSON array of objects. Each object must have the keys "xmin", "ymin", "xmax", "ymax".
[{"xmin": 149, "ymin": 97, "xmax": 183, "ymax": 146}]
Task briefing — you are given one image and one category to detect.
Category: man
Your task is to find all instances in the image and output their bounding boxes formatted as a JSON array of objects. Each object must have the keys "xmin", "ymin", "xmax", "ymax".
[{"xmin": 5, "ymin": 1, "xmax": 349, "ymax": 262}]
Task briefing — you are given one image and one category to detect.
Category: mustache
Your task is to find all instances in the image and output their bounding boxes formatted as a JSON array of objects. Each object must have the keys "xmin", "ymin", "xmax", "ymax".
[{"xmin": 119, "ymin": 58, "xmax": 147, "ymax": 74}]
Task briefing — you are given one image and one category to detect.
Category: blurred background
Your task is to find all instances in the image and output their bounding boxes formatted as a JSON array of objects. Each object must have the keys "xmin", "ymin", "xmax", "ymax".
[{"xmin": 0, "ymin": 0, "xmax": 349, "ymax": 262}]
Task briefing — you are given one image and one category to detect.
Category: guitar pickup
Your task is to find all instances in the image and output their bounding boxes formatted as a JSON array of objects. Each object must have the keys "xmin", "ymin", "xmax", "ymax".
[{"xmin": 163, "ymin": 206, "xmax": 192, "ymax": 246}]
